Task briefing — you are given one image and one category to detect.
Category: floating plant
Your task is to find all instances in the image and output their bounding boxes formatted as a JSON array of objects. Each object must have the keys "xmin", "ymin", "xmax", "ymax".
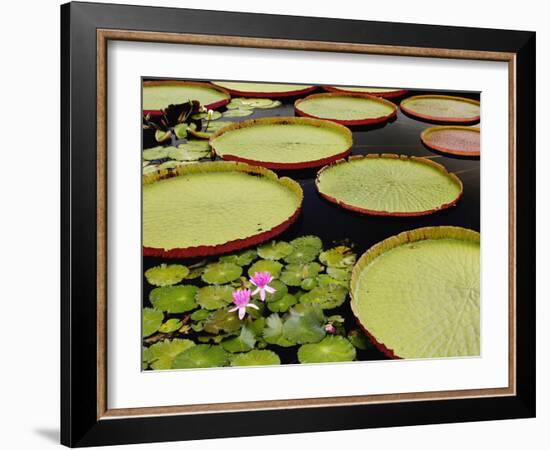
[
  {"xmin": 171, "ymin": 344, "xmax": 229, "ymax": 369},
  {"xmin": 421, "ymin": 126, "xmax": 480, "ymax": 157},
  {"xmin": 284, "ymin": 235, "xmax": 323, "ymax": 264},
  {"xmin": 210, "ymin": 81, "xmax": 316, "ymax": 98},
  {"xmin": 142, "ymin": 339, "xmax": 195, "ymax": 370},
  {"xmin": 142, "ymin": 307, "xmax": 164, "ymax": 338},
  {"xmin": 350, "ymin": 226, "xmax": 480, "ymax": 359},
  {"xmin": 294, "ymin": 93, "xmax": 397, "ymax": 126},
  {"xmin": 222, "ymin": 109, "xmax": 254, "ymax": 118},
  {"xmin": 209, "ymin": 117, "xmax": 353, "ymax": 170},
  {"xmin": 144, "ymin": 263, "xmax": 189, "ymax": 286},
  {"xmin": 149, "ymin": 285, "xmax": 198, "ymax": 313},
  {"xmin": 196, "ymin": 285, "xmax": 234, "ymax": 310},
  {"xmin": 297, "ymin": 335, "xmax": 356, "ymax": 364},
  {"xmin": 230, "ymin": 349, "xmax": 281, "ymax": 366},
  {"xmin": 323, "ymin": 86, "xmax": 409, "ymax": 98},
  {"xmin": 400, "ymin": 95, "xmax": 480, "ymax": 123},
  {"xmin": 316, "ymin": 154, "xmax": 463, "ymax": 216},
  {"xmin": 143, "ymin": 81, "xmax": 230, "ymax": 114},
  {"xmin": 142, "ymin": 162, "xmax": 303, "ymax": 258}
]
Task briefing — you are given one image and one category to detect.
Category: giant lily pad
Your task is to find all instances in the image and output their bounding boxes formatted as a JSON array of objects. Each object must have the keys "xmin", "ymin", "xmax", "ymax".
[
  {"xmin": 144, "ymin": 263, "xmax": 189, "ymax": 286},
  {"xmin": 230, "ymin": 349, "xmax": 281, "ymax": 366},
  {"xmin": 297, "ymin": 335, "xmax": 356, "ymax": 364},
  {"xmin": 143, "ymin": 162, "xmax": 303, "ymax": 258},
  {"xmin": 295, "ymin": 93, "xmax": 397, "ymax": 126},
  {"xmin": 421, "ymin": 126, "xmax": 480, "ymax": 157},
  {"xmin": 210, "ymin": 81, "xmax": 316, "ymax": 98},
  {"xmin": 171, "ymin": 344, "xmax": 229, "ymax": 369},
  {"xmin": 316, "ymin": 154, "xmax": 463, "ymax": 216},
  {"xmin": 323, "ymin": 85, "xmax": 408, "ymax": 98},
  {"xmin": 210, "ymin": 117, "xmax": 353, "ymax": 170},
  {"xmin": 143, "ymin": 339, "xmax": 195, "ymax": 370},
  {"xmin": 350, "ymin": 226, "xmax": 480, "ymax": 359},
  {"xmin": 149, "ymin": 285, "xmax": 198, "ymax": 313},
  {"xmin": 143, "ymin": 80, "xmax": 230, "ymax": 114},
  {"xmin": 400, "ymin": 95, "xmax": 480, "ymax": 123}
]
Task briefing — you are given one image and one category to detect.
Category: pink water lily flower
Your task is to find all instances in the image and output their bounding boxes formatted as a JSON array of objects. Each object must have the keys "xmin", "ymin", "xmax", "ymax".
[
  {"xmin": 250, "ymin": 271, "xmax": 276, "ymax": 301},
  {"xmin": 228, "ymin": 288, "xmax": 258, "ymax": 320}
]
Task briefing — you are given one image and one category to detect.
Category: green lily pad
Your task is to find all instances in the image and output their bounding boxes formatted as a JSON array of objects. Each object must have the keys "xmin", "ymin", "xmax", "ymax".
[
  {"xmin": 257, "ymin": 241, "xmax": 293, "ymax": 260},
  {"xmin": 254, "ymin": 279, "xmax": 287, "ymax": 303},
  {"xmin": 347, "ymin": 329, "xmax": 370, "ymax": 350},
  {"xmin": 203, "ymin": 308, "xmax": 243, "ymax": 334},
  {"xmin": 143, "ymin": 162, "xmax": 303, "ymax": 257},
  {"xmin": 267, "ymin": 293, "xmax": 297, "ymax": 313},
  {"xmin": 219, "ymin": 249, "xmax": 257, "ymax": 266},
  {"xmin": 284, "ymin": 235, "xmax": 323, "ymax": 264},
  {"xmin": 319, "ymin": 246, "xmax": 356, "ymax": 268},
  {"xmin": 280, "ymin": 262, "xmax": 322, "ymax": 286},
  {"xmin": 316, "ymin": 274, "xmax": 349, "ymax": 288},
  {"xmin": 282, "ymin": 305, "xmax": 326, "ymax": 344},
  {"xmin": 220, "ymin": 326, "xmax": 256, "ymax": 353},
  {"xmin": 297, "ymin": 336, "xmax": 356, "ymax": 364},
  {"xmin": 231, "ymin": 349, "xmax": 281, "ymax": 366},
  {"xmin": 173, "ymin": 123, "xmax": 188, "ymax": 139},
  {"xmin": 155, "ymin": 130, "xmax": 172, "ymax": 143},
  {"xmin": 248, "ymin": 317, "xmax": 266, "ymax": 336},
  {"xmin": 182, "ymin": 140, "xmax": 211, "ymax": 150},
  {"xmin": 248, "ymin": 260, "xmax": 283, "ymax": 278},
  {"xmin": 326, "ymin": 267, "xmax": 351, "ymax": 281},
  {"xmin": 144, "ymin": 263, "xmax": 189, "ymax": 286},
  {"xmin": 299, "ymin": 284, "xmax": 348, "ymax": 310},
  {"xmin": 316, "ymin": 155, "xmax": 463, "ymax": 216},
  {"xmin": 143, "ymin": 81, "xmax": 230, "ymax": 111},
  {"xmin": 210, "ymin": 117, "xmax": 352, "ymax": 170},
  {"xmin": 142, "ymin": 308, "xmax": 164, "ymax": 337},
  {"xmin": 351, "ymin": 226, "xmax": 480, "ymax": 359},
  {"xmin": 201, "ymin": 262, "xmax": 243, "ymax": 284},
  {"xmin": 143, "ymin": 146, "xmax": 169, "ymax": 161},
  {"xmin": 191, "ymin": 309, "xmax": 211, "ymax": 321},
  {"xmin": 171, "ymin": 344, "xmax": 229, "ymax": 369},
  {"xmin": 300, "ymin": 278, "xmax": 317, "ymax": 291},
  {"xmin": 143, "ymin": 339, "xmax": 195, "ymax": 370},
  {"xmin": 159, "ymin": 318, "xmax": 183, "ymax": 333},
  {"xmin": 191, "ymin": 110, "xmax": 222, "ymax": 120},
  {"xmin": 149, "ymin": 285, "xmax": 198, "ymax": 313},
  {"xmin": 263, "ymin": 313, "xmax": 294, "ymax": 347},
  {"xmin": 196, "ymin": 285, "xmax": 234, "ymax": 310},
  {"xmin": 222, "ymin": 109, "xmax": 254, "ymax": 118},
  {"xmin": 254, "ymin": 100, "xmax": 282, "ymax": 109},
  {"xmin": 167, "ymin": 145, "xmax": 210, "ymax": 161}
]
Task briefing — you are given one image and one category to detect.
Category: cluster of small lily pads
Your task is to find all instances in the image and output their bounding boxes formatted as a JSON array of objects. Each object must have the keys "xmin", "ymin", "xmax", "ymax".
[{"xmin": 142, "ymin": 235, "xmax": 371, "ymax": 370}]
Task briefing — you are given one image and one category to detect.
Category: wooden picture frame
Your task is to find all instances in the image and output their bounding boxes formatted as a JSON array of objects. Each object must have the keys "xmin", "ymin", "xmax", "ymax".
[{"xmin": 61, "ymin": 1, "xmax": 535, "ymax": 447}]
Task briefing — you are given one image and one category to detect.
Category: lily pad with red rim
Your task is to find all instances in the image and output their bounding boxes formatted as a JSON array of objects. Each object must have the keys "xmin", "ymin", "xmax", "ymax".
[
  {"xmin": 210, "ymin": 81, "xmax": 316, "ymax": 98},
  {"xmin": 400, "ymin": 95, "xmax": 480, "ymax": 123},
  {"xmin": 316, "ymin": 154, "xmax": 463, "ymax": 216},
  {"xmin": 323, "ymin": 85, "xmax": 408, "ymax": 98},
  {"xmin": 350, "ymin": 226, "xmax": 480, "ymax": 359},
  {"xmin": 421, "ymin": 126, "xmax": 480, "ymax": 157},
  {"xmin": 143, "ymin": 162, "xmax": 303, "ymax": 258},
  {"xmin": 295, "ymin": 93, "xmax": 397, "ymax": 126},
  {"xmin": 143, "ymin": 80, "xmax": 230, "ymax": 115},
  {"xmin": 210, "ymin": 117, "xmax": 353, "ymax": 170}
]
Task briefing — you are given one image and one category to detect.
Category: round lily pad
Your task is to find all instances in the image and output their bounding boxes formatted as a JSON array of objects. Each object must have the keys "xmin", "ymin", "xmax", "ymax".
[
  {"xmin": 143, "ymin": 339, "xmax": 195, "ymax": 370},
  {"xmin": 219, "ymin": 249, "xmax": 257, "ymax": 266},
  {"xmin": 319, "ymin": 246, "xmax": 356, "ymax": 268},
  {"xmin": 230, "ymin": 349, "xmax": 281, "ymax": 366},
  {"xmin": 143, "ymin": 162, "xmax": 303, "ymax": 258},
  {"xmin": 171, "ymin": 344, "xmax": 229, "ymax": 369},
  {"xmin": 158, "ymin": 318, "xmax": 183, "ymax": 333},
  {"xmin": 421, "ymin": 126, "xmax": 480, "ymax": 157},
  {"xmin": 295, "ymin": 93, "xmax": 397, "ymax": 126},
  {"xmin": 142, "ymin": 308, "xmax": 164, "ymax": 337},
  {"xmin": 220, "ymin": 327, "xmax": 256, "ymax": 353},
  {"xmin": 248, "ymin": 259, "xmax": 283, "ymax": 278},
  {"xmin": 316, "ymin": 154, "xmax": 463, "ymax": 216},
  {"xmin": 350, "ymin": 226, "xmax": 480, "ymax": 359},
  {"xmin": 284, "ymin": 235, "xmax": 323, "ymax": 264},
  {"xmin": 144, "ymin": 263, "xmax": 189, "ymax": 286},
  {"xmin": 257, "ymin": 241, "xmax": 293, "ymax": 260},
  {"xmin": 222, "ymin": 109, "xmax": 254, "ymax": 118},
  {"xmin": 299, "ymin": 284, "xmax": 348, "ymax": 309},
  {"xmin": 167, "ymin": 145, "xmax": 210, "ymax": 161},
  {"xmin": 254, "ymin": 279, "xmax": 287, "ymax": 302},
  {"xmin": 282, "ymin": 305, "xmax": 326, "ymax": 344},
  {"xmin": 324, "ymin": 86, "xmax": 408, "ymax": 98},
  {"xmin": 201, "ymin": 262, "xmax": 243, "ymax": 284},
  {"xmin": 143, "ymin": 81, "xmax": 230, "ymax": 113},
  {"xmin": 143, "ymin": 146, "xmax": 169, "ymax": 161},
  {"xmin": 210, "ymin": 82, "xmax": 316, "ymax": 98},
  {"xmin": 203, "ymin": 309, "xmax": 243, "ymax": 334},
  {"xmin": 297, "ymin": 335, "xmax": 356, "ymax": 364},
  {"xmin": 196, "ymin": 285, "xmax": 234, "ymax": 309},
  {"xmin": 149, "ymin": 285, "xmax": 198, "ymax": 313},
  {"xmin": 280, "ymin": 262, "xmax": 322, "ymax": 286},
  {"xmin": 210, "ymin": 117, "xmax": 353, "ymax": 170},
  {"xmin": 267, "ymin": 293, "xmax": 297, "ymax": 313},
  {"xmin": 400, "ymin": 95, "xmax": 480, "ymax": 123}
]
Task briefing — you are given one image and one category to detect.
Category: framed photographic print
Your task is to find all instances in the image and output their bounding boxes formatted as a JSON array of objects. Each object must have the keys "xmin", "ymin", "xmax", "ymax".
[{"xmin": 60, "ymin": 1, "xmax": 536, "ymax": 447}]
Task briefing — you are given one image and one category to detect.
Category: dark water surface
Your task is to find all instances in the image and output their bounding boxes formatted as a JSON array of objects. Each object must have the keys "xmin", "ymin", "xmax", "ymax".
[{"xmin": 142, "ymin": 87, "xmax": 480, "ymax": 363}]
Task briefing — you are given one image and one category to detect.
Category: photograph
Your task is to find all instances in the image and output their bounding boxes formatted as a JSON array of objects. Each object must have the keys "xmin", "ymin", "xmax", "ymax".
[{"xmin": 141, "ymin": 79, "xmax": 481, "ymax": 370}]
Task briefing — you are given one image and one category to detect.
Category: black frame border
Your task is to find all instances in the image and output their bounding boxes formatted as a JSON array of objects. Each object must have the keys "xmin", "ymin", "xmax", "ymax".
[{"xmin": 61, "ymin": 2, "xmax": 536, "ymax": 447}]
